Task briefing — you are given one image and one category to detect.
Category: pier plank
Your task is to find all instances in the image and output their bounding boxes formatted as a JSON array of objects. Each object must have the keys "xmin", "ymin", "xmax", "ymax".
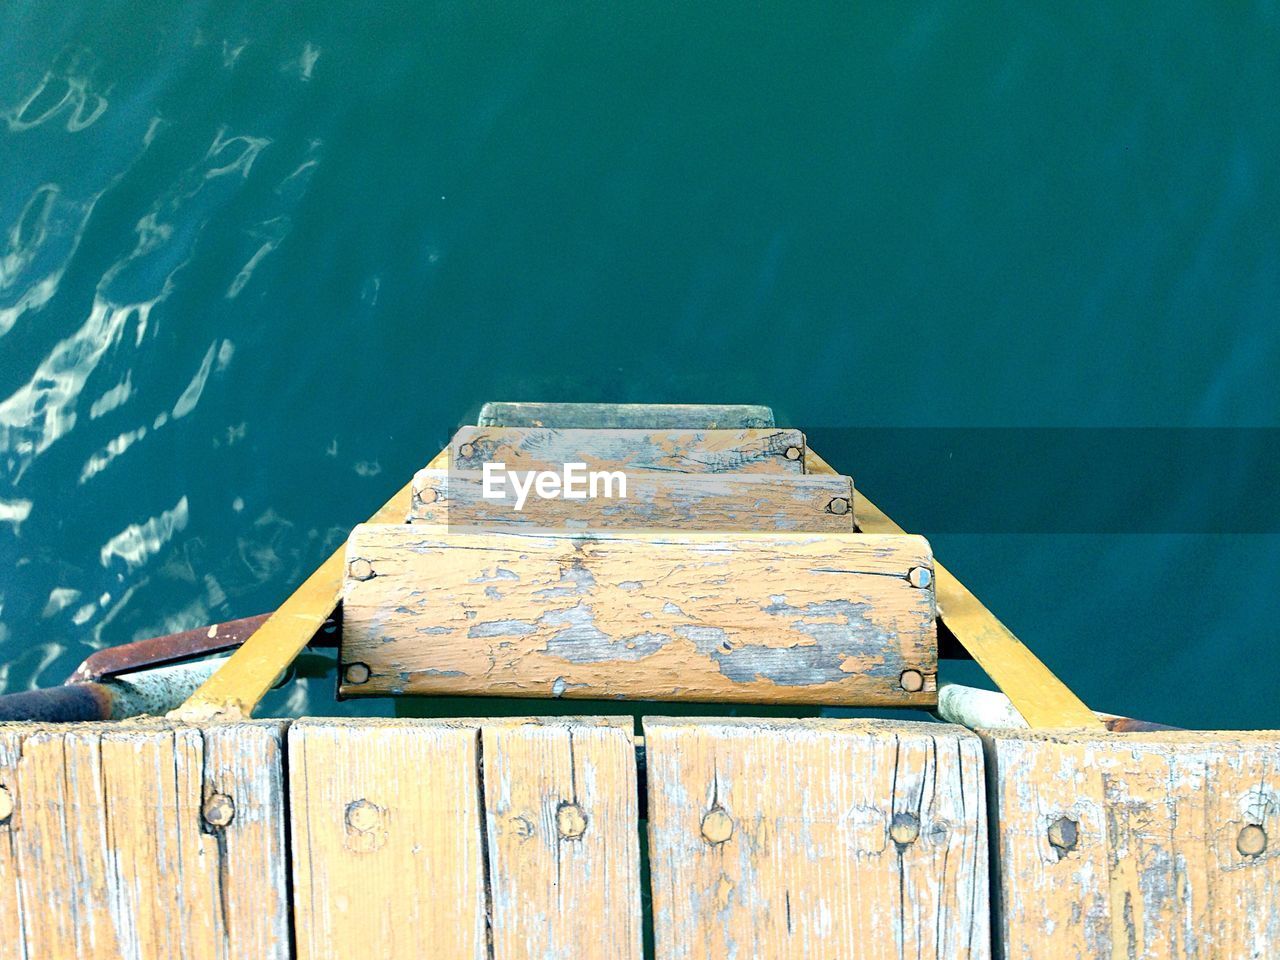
[
  {"xmin": 0, "ymin": 721, "xmax": 288, "ymax": 960},
  {"xmin": 288, "ymin": 719, "xmax": 487, "ymax": 960},
  {"xmin": 340, "ymin": 526, "xmax": 937, "ymax": 705},
  {"xmin": 450, "ymin": 427, "xmax": 806, "ymax": 475},
  {"xmin": 477, "ymin": 401, "xmax": 776, "ymax": 429},
  {"xmin": 288, "ymin": 718, "xmax": 642, "ymax": 960},
  {"xmin": 983, "ymin": 729, "xmax": 1280, "ymax": 959},
  {"xmin": 410, "ymin": 468, "xmax": 855, "ymax": 531},
  {"xmin": 483, "ymin": 718, "xmax": 644, "ymax": 960},
  {"xmin": 643, "ymin": 717, "xmax": 990, "ymax": 960}
]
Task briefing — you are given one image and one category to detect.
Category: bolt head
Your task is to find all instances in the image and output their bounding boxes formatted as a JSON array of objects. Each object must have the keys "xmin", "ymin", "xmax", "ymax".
[
  {"xmin": 458, "ymin": 442, "xmax": 475, "ymax": 459},
  {"xmin": 908, "ymin": 567, "xmax": 932, "ymax": 588},
  {"xmin": 701, "ymin": 807, "xmax": 733, "ymax": 844},
  {"xmin": 828, "ymin": 497, "xmax": 850, "ymax": 516},
  {"xmin": 1238, "ymin": 823, "xmax": 1268, "ymax": 857},
  {"xmin": 890, "ymin": 812, "xmax": 920, "ymax": 845},
  {"xmin": 1047, "ymin": 816, "xmax": 1079, "ymax": 853},
  {"xmin": 349, "ymin": 559, "xmax": 375, "ymax": 581},
  {"xmin": 344, "ymin": 662, "xmax": 371, "ymax": 685},
  {"xmin": 784, "ymin": 446, "xmax": 802, "ymax": 461},
  {"xmin": 203, "ymin": 793, "xmax": 235, "ymax": 828},
  {"xmin": 899, "ymin": 669, "xmax": 925, "ymax": 693},
  {"xmin": 556, "ymin": 802, "xmax": 588, "ymax": 840},
  {"xmin": 346, "ymin": 799, "xmax": 382, "ymax": 833}
]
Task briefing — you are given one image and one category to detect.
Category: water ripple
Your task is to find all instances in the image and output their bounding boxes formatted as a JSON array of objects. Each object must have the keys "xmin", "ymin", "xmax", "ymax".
[
  {"xmin": 0, "ymin": 295, "xmax": 150, "ymax": 480},
  {"xmin": 0, "ymin": 184, "xmax": 99, "ymax": 338},
  {"xmin": 98, "ymin": 495, "xmax": 189, "ymax": 571},
  {"xmin": 0, "ymin": 497, "xmax": 32, "ymax": 532},
  {"xmin": 4, "ymin": 67, "xmax": 108, "ymax": 133}
]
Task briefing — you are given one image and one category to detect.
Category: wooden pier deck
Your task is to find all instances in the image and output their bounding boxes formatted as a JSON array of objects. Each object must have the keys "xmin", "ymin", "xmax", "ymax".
[{"xmin": 2, "ymin": 717, "xmax": 1277, "ymax": 958}]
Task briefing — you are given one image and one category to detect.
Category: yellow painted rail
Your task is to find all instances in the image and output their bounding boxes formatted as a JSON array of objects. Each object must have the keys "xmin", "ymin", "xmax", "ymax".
[
  {"xmin": 171, "ymin": 450, "xmax": 445, "ymax": 722},
  {"xmin": 806, "ymin": 450, "xmax": 1102, "ymax": 730}
]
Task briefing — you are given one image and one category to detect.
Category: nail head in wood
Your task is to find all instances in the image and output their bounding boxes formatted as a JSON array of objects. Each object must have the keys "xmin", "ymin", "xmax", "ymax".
[
  {"xmin": 701, "ymin": 807, "xmax": 733, "ymax": 845},
  {"xmin": 784, "ymin": 446, "xmax": 802, "ymax": 461},
  {"xmin": 202, "ymin": 792, "xmax": 235, "ymax": 828},
  {"xmin": 349, "ymin": 559, "xmax": 375, "ymax": 581},
  {"xmin": 890, "ymin": 812, "xmax": 920, "ymax": 845},
  {"xmin": 556, "ymin": 802, "xmax": 588, "ymax": 840},
  {"xmin": 0, "ymin": 786, "xmax": 13, "ymax": 824},
  {"xmin": 344, "ymin": 662, "xmax": 371, "ymax": 685},
  {"xmin": 827, "ymin": 497, "xmax": 850, "ymax": 516},
  {"xmin": 908, "ymin": 566, "xmax": 932, "ymax": 588},
  {"xmin": 346, "ymin": 799, "xmax": 382, "ymax": 832},
  {"xmin": 899, "ymin": 669, "xmax": 925, "ymax": 693},
  {"xmin": 1047, "ymin": 816, "xmax": 1079, "ymax": 854},
  {"xmin": 1237, "ymin": 823, "xmax": 1267, "ymax": 857}
]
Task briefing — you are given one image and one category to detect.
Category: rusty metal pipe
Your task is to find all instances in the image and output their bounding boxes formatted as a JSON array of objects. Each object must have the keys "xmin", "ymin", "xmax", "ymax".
[
  {"xmin": 66, "ymin": 611, "xmax": 341, "ymax": 684},
  {"xmin": 1, "ymin": 658, "xmax": 232, "ymax": 723}
]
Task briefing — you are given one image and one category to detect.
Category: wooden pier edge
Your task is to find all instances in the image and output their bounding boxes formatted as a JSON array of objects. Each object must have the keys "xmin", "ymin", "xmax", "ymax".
[
  {"xmin": 289, "ymin": 716, "xmax": 644, "ymax": 960},
  {"xmin": 644, "ymin": 716, "xmax": 990, "ymax": 959},
  {"xmin": 0, "ymin": 719, "xmax": 290, "ymax": 959},
  {"xmin": 981, "ymin": 727, "xmax": 1280, "ymax": 959},
  {"xmin": 4, "ymin": 716, "xmax": 1278, "ymax": 958}
]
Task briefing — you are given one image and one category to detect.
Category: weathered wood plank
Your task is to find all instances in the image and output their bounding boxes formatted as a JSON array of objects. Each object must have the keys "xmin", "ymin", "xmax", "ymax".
[
  {"xmin": 984, "ymin": 729, "xmax": 1280, "ymax": 960},
  {"xmin": 0, "ymin": 720, "xmax": 289, "ymax": 960},
  {"xmin": 450, "ymin": 427, "xmax": 806, "ymax": 475},
  {"xmin": 340, "ymin": 526, "xmax": 937, "ymax": 705},
  {"xmin": 288, "ymin": 717, "xmax": 643, "ymax": 960},
  {"xmin": 477, "ymin": 402, "xmax": 776, "ymax": 429},
  {"xmin": 483, "ymin": 717, "xmax": 643, "ymax": 960},
  {"xmin": 288, "ymin": 718, "xmax": 487, "ymax": 960},
  {"xmin": 410, "ymin": 468, "xmax": 855, "ymax": 531},
  {"xmin": 644, "ymin": 717, "xmax": 990, "ymax": 959}
]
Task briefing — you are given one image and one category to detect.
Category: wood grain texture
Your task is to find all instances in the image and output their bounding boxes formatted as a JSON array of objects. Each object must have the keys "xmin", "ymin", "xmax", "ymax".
[
  {"xmin": 644, "ymin": 717, "xmax": 990, "ymax": 960},
  {"xmin": 450, "ymin": 427, "xmax": 806, "ymax": 475},
  {"xmin": 288, "ymin": 717, "xmax": 642, "ymax": 960},
  {"xmin": 482, "ymin": 717, "xmax": 643, "ymax": 960},
  {"xmin": 477, "ymin": 402, "xmax": 776, "ymax": 429},
  {"xmin": 289, "ymin": 718, "xmax": 487, "ymax": 960},
  {"xmin": 0, "ymin": 720, "xmax": 288, "ymax": 960},
  {"xmin": 340, "ymin": 525, "xmax": 937, "ymax": 705},
  {"xmin": 984, "ymin": 729, "xmax": 1280, "ymax": 960},
  {"xmin": 409, "ymin": 468, "xmax": 855, "ymax": 531}
]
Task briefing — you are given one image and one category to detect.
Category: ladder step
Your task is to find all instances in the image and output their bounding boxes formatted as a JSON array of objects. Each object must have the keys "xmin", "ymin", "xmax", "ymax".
[
  {"xmin": 410, "ymin": 469, "xmax": 855, "ymax": 531},
  {"xmin": 477, "ymin": 401, "xmax": 775, "ymax": 429},
  {"xmin": 339, "ymin": 526, "xmax": 937, "ymax": 705},
  {"xmin": 450, "ymin": 427, "xmax": 806, "ymax": 475}
]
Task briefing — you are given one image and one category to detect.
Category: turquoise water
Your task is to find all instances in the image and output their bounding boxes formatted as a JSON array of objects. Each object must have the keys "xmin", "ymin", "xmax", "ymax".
[{"xmin": 1, "ymin": 3, "xmax": 1277, "ymax": 727}]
